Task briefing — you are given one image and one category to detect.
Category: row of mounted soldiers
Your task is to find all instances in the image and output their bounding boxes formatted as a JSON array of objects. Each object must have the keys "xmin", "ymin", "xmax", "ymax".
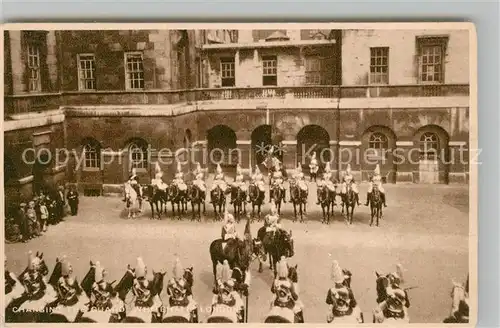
[
  {"xmin": 5, "ymin": 186, "xmax": 79, "ymax": 243},
  {"xmin": 4, "ymin": 250, "xmax": 469, "ymax": 323}
]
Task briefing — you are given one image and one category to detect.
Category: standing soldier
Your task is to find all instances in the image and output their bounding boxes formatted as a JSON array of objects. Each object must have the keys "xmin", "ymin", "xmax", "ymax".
[
  {"xmin": 26, "ymin": 201, "xmax": 40, "ymax": 238},
  {"xmin": 340, "ymin": 165, "xmax": 361, "ymax": 206},
  {"xmin": 67, "ymin": 186, "xmax": 79, "ymax": 216},
  {"xmin": 39, "ymin": 200, "xmax": 49, "ymax": 233},
  {"xmin": 56, "ymin": 185, "xmax": 66, "ymax": 221},
  {"xmin": 326, "ymin": 260, "xmax": 363, "ymax": 323},
  {"xmin": 309, "ymin": 152, "xmax": 319, "ymax": 182},
  {"xmin": 270, "ymin": 162, "xmax": 286, "ymax": 203},
  {"xmin": 365, "ymin": 164, "xmax": 388, "ymax": 207},
  {"xmin": 17, "ymin": 202, "xmax": 29, "ymax": 242}
]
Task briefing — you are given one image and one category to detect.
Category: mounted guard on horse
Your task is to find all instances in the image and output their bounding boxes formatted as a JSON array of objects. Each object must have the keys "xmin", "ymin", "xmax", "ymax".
[
  {"xmin": 211, "ymin": 163, "xmax": 229, "ymax": 204},
  {"xmin": 124, "ymin": 168, "xmax": 143, "ymax": 202},
  {"xmin": 365, "ymin": 164, "xmax": 387, "ymax": 207},
  {"xmin": 266, "ymin": 256, "xmax": 304, "ymax": 323},
  {"xmin": 173, "ymin": 161, "xmax": 188, "ymax": 192},
  {"xmin": 249, "ymin": 165, "xmax": 266, "ymax": 207},
  {"xmin": 270, "ymin": 161, "xmax": 287, "ymax": 204},
  {"xmin": 265, "ymin": 202, "xmax": 286, "ymax": 235},
  {"xmin": 192, "ymin": 162, "xmax": 207, "ymax": 199},
  {"xmin": 326, "ymin": 260, "xmax": 363, "ymax": 323},
  {"xmin": 340, "ymin": 164, "xmax": 361, "ymax": 206},
  {"xmin": 231, "ymin": 164, "xmax": 248, "ymax": 204},
  {"xmin": 208, "ymin": 260, "xmax": 246, "ymax": 323},
  {"xmin": 151, "ymin": 162, "xmax": 168, "ymax": 193},
  {"xmin": 163, "ymin": 258, "xmax": 199, "ymax": 323},
  {"xmin": 316, "ymin": 161, "xmax": 337, "ymax": 205},
  {"xmin": 373, "ymin": 264, "xmax": 411, "ymax": 323},
  {"xmin": 221, "ymin": 209, "xmax": 239, "ymax": 251}
]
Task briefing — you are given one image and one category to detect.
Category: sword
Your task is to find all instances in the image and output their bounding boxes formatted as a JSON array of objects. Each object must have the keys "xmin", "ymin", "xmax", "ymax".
[
  {"xmin": 245, "ymin": 290, "xmax": 249, "ymax": 323},
  {"xmin": 404, "ymin": 286, "xmax": 419, "ymax": 291}
]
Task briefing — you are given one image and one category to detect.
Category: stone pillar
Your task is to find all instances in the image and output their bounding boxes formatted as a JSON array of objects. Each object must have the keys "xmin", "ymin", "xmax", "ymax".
[
  {"xmin": 329, "ymin": 140, "xmax": 339, "ymax": 179},
  {"xmin": 236, "ymin": 140, "xmax": 252, "ymax": 174},
  {"xmin": 394, "ymin": 141, "xmax": 416, "ymax": 183}
]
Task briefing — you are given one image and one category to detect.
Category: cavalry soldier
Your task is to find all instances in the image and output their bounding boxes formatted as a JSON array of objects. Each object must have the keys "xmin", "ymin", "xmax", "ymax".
[
  {"xmin": 151, "ymin": 162, "xmax": 168, "ymax": 191},
  {"xmin": 56, "ymin": 256, "xmax": 85, "ymax": 307},
  {"xmin": 20, "ymin": 251, "xmax": 52, "ymax": 301},
  {"xmin": 90, "ymin": 261, "xmax": 116, "ymax": 311},
  {"xmin": 293, "ymin": 163, "xmax": 309, "ymax": 193},
  {"xmin": 326, "ymin": 260, "xmax": 362, "ymax": 323},
  {"xmin": 173, "ymin": 162, "xmax": 188, "ymax": 192},
  {"xmin": 193, "ymin": 162, "xmax": 207, "ymax": 196},
  {"xmin": 316, "ymin": 162, "xmax": 337, "ymax": 205},
  {"xmin": 211, "ymin": 163, "xmax": 228, "ymax": 203},
  {"xmin": 271, "ymin": 256, "xmax": 304, "ymax": 323},
  {"xmin": 251, "ymin": 165, "xmax": 266, "ymax": 195},
  {"xmin": 212, "ymin": 260, "xmax": 245, "ymax": 322},
  {"xmin": 124, "ymin": 168, "xmax": 143, "ymax": 201},
  {"xmin": 270, "ymin": 162, "xmax": 286, "ymax": 203},
  {"xmin": 131, "ymin": 257, "xmax": 162, "ymax": 312},
  {"xmin": 221, "ymin": 210, "xmax": 239, "ymax": 250},
  {"xmin": 365, "ymin": 164, "xmax": 387, "ymax": 207},
  {"xmin": 309, "ymin": 152, "xmax": 319, "ymax": 181},
  {"xmin": 231, "ymin": 164, "xmax": 248, "ymax": 204},
  {"xmin": 265, "ymin": 202, "xmax": 284, "ymax": 234},
  {"xmin": 166, "ymin": 259, "xmax": 197, "ymax": 314},
  {"xmin": 373, "ymin": 265, "xmax": 410, "ymax": 323},
  {"xmin": 340, "ymin": 164, "xmax": 361, "ymax": 206}
]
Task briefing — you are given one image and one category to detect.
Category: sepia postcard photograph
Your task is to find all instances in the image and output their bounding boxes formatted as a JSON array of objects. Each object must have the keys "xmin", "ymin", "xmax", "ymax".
[{"xmin": 2, "ymin": 23, "xmax": 477, "ymax": 325}]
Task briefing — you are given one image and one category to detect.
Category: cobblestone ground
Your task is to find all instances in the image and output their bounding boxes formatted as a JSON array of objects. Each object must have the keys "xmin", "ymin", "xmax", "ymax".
[{"xmin": 5, "ymin": 182, "xmax": 469, "ymax": 323}]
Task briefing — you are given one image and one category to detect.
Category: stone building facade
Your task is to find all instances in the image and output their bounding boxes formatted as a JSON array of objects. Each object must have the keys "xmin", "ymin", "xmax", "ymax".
[{"xmin": 4, "ymin": 28, "xmax": 470, "ymax": 201}]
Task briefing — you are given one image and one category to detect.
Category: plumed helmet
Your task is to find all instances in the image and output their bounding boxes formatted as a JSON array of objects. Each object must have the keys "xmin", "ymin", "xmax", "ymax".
[
  {"xmin": 61, "ymin": 256, "xmax": 72, "ymax": 277},
  {"xmin": 155, "ymin": 172, "xmax": 163, "ymax": 179},
  {"xmin": 390, "ymin": 264, "xmax": 405, "ymax": 286},
  {"xmin": 236, "ymin": 164, "xmax": 242, "ymax": 175},
  {"xmin": 177, "ymin": 161, "xmax": 182, "ymax": 173},
  {"xmin": 216, "ymin": 163, "xmax": 222, "ymax": 174},
  {"xmin": 276, "ymin": 256, "xmax": 289, "ymax": 279},
  {"xmin": 296, "ymin": 162, "xmax": 302, "ymax": 171},
  {"xmin": 135, "ymin": 257, "xmax": 146, "ymax": 278},
  {"xmin": 94, "ymin": 261, "xmax": 104, "ymax": 282},
  {"xmin": 325, "ymin": 161, "xmax": 331, "ymax": 173},
  {"xmin": 155, "ymin": 162, "xmax": 161, "ymax": 174},
  {"xmin": 196, "ymin": 162, "xmax": 201, "ymax": 172},
  {"xmin": 27, "ymin": 251, "xmax": 38, "ymax": 271},
  {"xmin": 374, "ymin": 164, "xmax": 381, "ymax": 176},
  {"xmin": 173, "ymin": 258, "xmax": 184, "ymax": 280},
  {"xmin": 270, "ymin": 202, "xmax": 277, "ymax": 215},
  {"xmin": 346, "ymin": 164, "xmax": 352, "ymax": 175},
  {"xmin": 331, "ymin": 260, "xmax": 344, "ymax": 284},
  {"xmin": 254, "ymin": 165, "xmax": 260, "ymax": 174},
  {"xmin": 225, "ymin": 212, "xmax": 235, "ymax": 224},
  {"xmin": 131, "ymin": 168, "xmax": 137, "ymax": 176},
  {"xmin": 311, "ymin": 152, "xmax": 316, "ymax": 159}
]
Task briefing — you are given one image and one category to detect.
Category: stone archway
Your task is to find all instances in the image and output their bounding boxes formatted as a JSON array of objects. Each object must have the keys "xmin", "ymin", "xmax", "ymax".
[
  {"xmin": 361, "ymin": 125, "xmax": 397, "ymax": 183},
  {"xmin": 296, "ymin": 125, "xmax": 330, "ymax": 172},
  {"xmin": 413, "ymin": 125, "xmax": 450, "ymax": 184},
  {"xmin": 207, "ymin": 125, "xmax": 237, "ymax": 173}
]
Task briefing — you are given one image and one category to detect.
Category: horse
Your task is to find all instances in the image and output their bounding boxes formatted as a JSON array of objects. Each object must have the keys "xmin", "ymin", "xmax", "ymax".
[
  {"xmin": 187, "ymin": 183, "xmax": 205, "ymax": 222},
  {"xmin": 248, "ymin": 183, "xmax": 265, "ymax": 221},
  {"xmin": 317, "ymin": 185, "xmax": 336, "ymax": 224},
  {"xmin": 269, "ymin": 183, "xmax": 284, "ymax": 215},
  {"xmin": 162, "ymin": 268, "xmax": 199, "ymax": 323},
  {"xmin": 443, "ymin": 278, "xmax": 469, "ymax": 323},
  {"xmin": 210, "ymin": 185, "xmax": 229, "ymax": 221},
  {"xmin": 231, "ymin": 185, "xmax": 247, "ymax": 223},
  {"xmin": 168, "ymin": 184, "xmax": 188, "ymax": 220},
  {"xmin": 124, "ymin": 182, "xmax": 142, "ymax": 219},
  {"xmin": 369, "ymin": 184, "xmax": 383, "ymax": 227},
  {"xmin": 341, "ymin": 184, "xmax": 356, "ymax": 225},
  {"xmin": 373, "ymin": 271, "xmax": 411, "ymax": 323},
  {"xmin": 289, "ymin": 181, "xmax": 308, "ymax": 223},
  {"xmin": 257, "ymin": 227, "xmax": 294, "ymax": 275},
  {"xmin": 143, "ymin": 185, "xmax": 168, "ymax": 220}
]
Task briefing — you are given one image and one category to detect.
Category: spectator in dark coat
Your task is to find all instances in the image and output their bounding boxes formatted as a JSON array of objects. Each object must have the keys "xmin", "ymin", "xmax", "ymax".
[{"xmin": 67, "ymin": 186, "xmax": 79, "ymax": 216}]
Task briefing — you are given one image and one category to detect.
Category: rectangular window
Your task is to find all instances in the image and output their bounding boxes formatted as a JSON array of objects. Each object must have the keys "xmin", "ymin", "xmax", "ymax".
[
  {"xmin": 369, "ymin": 47, "xmax": 389, "ymax": 84},
  {"xmin": 77, "ymin": 54, "xmax": 96, "ymax": 90},
  {"xmin": 418, "ymin": 37, "xmax": 447, "ymax": 83},
  {"xmin": 220, "ymin": 57, "xmax": 235, "ymax": 87},
  {"xmin": 305, "ymin": 57, "xmax": 323, "ymax": 85},
  {"xmin": 262, "ymin": 55, "xmax": 277, "ymax": 86},
  {"xmin": 83, "ymin": 145, "xmax": 101, "ymax": 170},
  {"xmin": 27, "ymin": 44, "xmax": 41, "ymax": 92},
  {"xmin": 124, "ymin": 52, "xmax": 144, "ymax": 90}
]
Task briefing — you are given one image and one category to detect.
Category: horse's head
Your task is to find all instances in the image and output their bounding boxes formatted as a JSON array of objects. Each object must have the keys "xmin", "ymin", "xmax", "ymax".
[
  {"xmin": 231, "ymin": 266, "xmax": 245, "ymax": 285},
  {"xmin": 151, "ymin": 269, "xmax": 166, "ymax": 296},
  {"xmin": 33, "ymin": 251, "xmax": 49, "ymax": 276},
  {"xmin": 81, "ymin": 260, "xmax": 97, "ymax": 297},
  {"xmin": 114, "ymin": 264, "xmax": 136, "ymax": 301},
  {"xmin": 183, "ymin": 267, "xmax": 194, "ymax": 289},
  {"xmin": 278, "ymin": 230, "xmax": 294, "ymax": 258},
  {"xmin": 342, "ymin": 269, "xmax": 353, "ymax": 288},
  {"xmin": 288, "ymin": 264, "xmax": 298, "ymax": 283},
  {"xmin": 375, "ymin": 271, "xmax": 390, "ymax": 303}
]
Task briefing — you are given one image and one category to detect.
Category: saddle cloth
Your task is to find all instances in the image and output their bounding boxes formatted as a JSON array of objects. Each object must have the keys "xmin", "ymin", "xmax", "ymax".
[
  {"xmin": 266, "ymin": 306, "xmax": 295, "ymax": 323},
  {"xmin": 163, "ymin": 305, "xmax": 192, "ymax": 322},
  {"xmin": 207, "ymin": 304, "xmax": 239, "ymax": 323}
]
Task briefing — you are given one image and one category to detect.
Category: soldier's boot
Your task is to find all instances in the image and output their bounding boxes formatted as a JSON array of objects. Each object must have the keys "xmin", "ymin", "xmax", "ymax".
[
  {"xmin": 381, "ymin": 192, "xmax": 387, "ymax": 207},
  {"xmin": 190, "ymin": 308, "xmax": 199, "ymax": 323},
  {"xmin": 364, "ymin": 192, "xmax": 370, "ymax": 206},
  {"xmin": 238, "ymin": 309, "xmax": 245, "ymax": 323},
  {"xmin": 295, "ymin": 310, "xmax": 305, "ymax": 323},
  {"xmin": 356, "ymin": 193, "xmax": 362, "ymax": 206},
  {"xmin": 282, "ymin": 189, "xmax": 287, "ymax": 203}
]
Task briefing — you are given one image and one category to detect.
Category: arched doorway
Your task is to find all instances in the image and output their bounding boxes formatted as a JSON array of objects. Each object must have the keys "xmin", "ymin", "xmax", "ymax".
[
  {"xmin": 414, "ymin": 125, "xmax": 450, "ymax": 184},
  {"xmin": 361, "ymin": 126, "xmax": 397, "ymax": 183},
  {"xmin": 251, "ymin": 125, "xmax": 272, "ymax": 170},
  {"xmin": 207, "ymin": 125, "xmax": 237, "ymax": 173},
  {"xmin": 296, "ymin": 125, "xmax": 330, "ymax": 172}
]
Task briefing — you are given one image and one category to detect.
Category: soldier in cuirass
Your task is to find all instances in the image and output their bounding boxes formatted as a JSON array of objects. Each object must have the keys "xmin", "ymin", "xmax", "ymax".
[
  {"xmin": 221, "ymin": 210, "xmax": 239, "ymax": 250},
  {"xmin": 251, "ymin": 165, "xmax": 266, "ymax": 199},
  {"xmin": 90, "ymin": 261, "xmax": 115, "ymax": 310},
  {"xmin": 20, "ymin": 251, "xmax": 48, "ymax": 301},
  {"xmin": 151, "ymin": 162, "xmax": 168, "ymax": 192},
  {"xmin": 316, "ymin": 162, "xmax": 337, "ymax": 205},
  {"xmin": 365, "ymin": 164, "xmax": 388, "ymax": 207},
  {"xmin": 309, "ymin": 152, "xmax": 319, "ymax": 181},
  {"xmin": 56, "ymin": 257, "xmax": 83, "ymax": 307},
  {"xmin": 326, "ymin": 260, "xmax": 363, "ymax": 323},
  {"xmin": 271, "ymin": 256, "xmax": 304, "ymax": 323},
  {"xmin": 131, "ymin": 257, "xmax": 155, "ymax": 309},
  {"xmin": 340, "ymin": 164, "xmax": 361, "ymax": 205},
  {"xmin": 211, "ymin": 164, "xmax": 229, "ymax": 203},
  {"xmin": 212, "ymin": 260, "xmax": 244, "ymax": 322},
  {"xmin": 124, "ymin": 168, "xmax": 143, "ymax": 201},
  {"xmin": 172, "ymin": 162, "xmax": 188, "ymax": 192},
  {"xmin": 270, "ymin": 162, "xmax": 287, "ymax": 203},
  {"xmin": 192, "ymin": 162, "xmax": 207, "ymax": 195},
  {"xmin": 166, "ymin": 258, "xmax": 197, "ymax": 314},
  {"xmin": 265, "ymin": 202, "xmax": 285, "ymax": 234},
  {"xmin": 373, "ymin": 265, "xmax": 410, "ymax": 322},
  {"xmin": 231, "ymin": 164, "xmax": 248, "ymax": 205}
]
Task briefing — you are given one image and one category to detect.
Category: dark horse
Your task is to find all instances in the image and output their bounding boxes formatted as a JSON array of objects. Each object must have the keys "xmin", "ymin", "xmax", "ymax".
[
  {"xmin": 290, "ymin": 181, "xmax": 308, "ymax": 223},
  {"xmin": 341, "ymin": 184, "xmax": 357, "ymax": 225},
  {"xmin": 231, "ymin": 186, "xmax": 247, "ymax": 223},
  {"xmin": 317, "ymin": 185, "xmax": 336, "ymax": 224},
  {"xmin": 269, "ymin": 184, "xmax": 284, "ymax": 215},
  {"xmin": 143, "ymin": 185, "xmax": 168, "ymax": 220},
  {"xmin": 248, "ymin": 183, "xmax": 265, "ymax": 221},
  {"xmin": 369, "ymin": 185, "xmax": 383, "ymax": 227},
  {"xmin": 210, "ymin": 185, "xmax": 229, "ymax": 221},
  {"xmin": 187, "ymin": 184, "xmax": 205, "ymax": 222},
  {"xmin": 168, "ymin": 184, "xmax": 188, "ymax": 219},
  {"xmin": 257, "ymin": 227, "xmax": 294, "ymax": 275}
]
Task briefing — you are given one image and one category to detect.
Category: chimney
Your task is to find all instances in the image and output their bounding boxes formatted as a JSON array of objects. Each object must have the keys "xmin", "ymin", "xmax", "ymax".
[
  {"xmin": 238, "ymin": 30, "xmax": 253, "ymax": 43},
  {"xmin": 287, "ymin": 30, "xmax": 301, "ymax": 42}
]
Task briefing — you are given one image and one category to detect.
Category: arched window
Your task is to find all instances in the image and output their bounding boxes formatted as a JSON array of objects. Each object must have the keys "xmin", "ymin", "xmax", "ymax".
[
  {"xmin": 420, "ymin": 132, "xmax": 439, "ymax": 159},
  {"xmin": 368, "ymin": 132, "xmax": 388, "ymax": 150},
  {"xmin": 129, "ymin": 140, "xmax": 149, "ymax": 169},
  {"xmin": 83, "ymin": 139, "xmax": 101, "ymax": 170}
]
